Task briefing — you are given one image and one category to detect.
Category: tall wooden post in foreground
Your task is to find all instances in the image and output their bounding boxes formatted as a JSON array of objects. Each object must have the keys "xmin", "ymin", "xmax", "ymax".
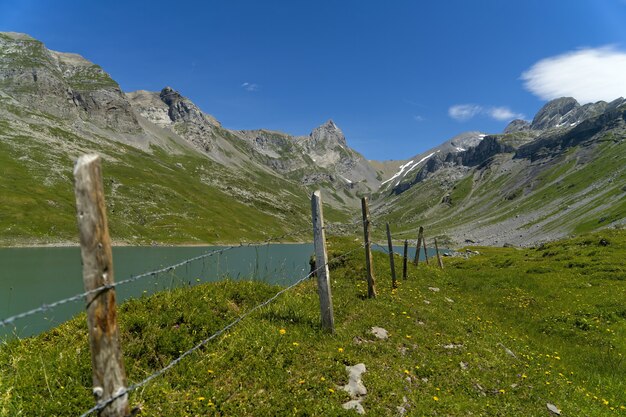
[
  {"xmin": 386, "ymin": 223, "xmax": 397, "ymax": 289},
  {"xmin": 413, "ymin": 226, "xmax": 424, "ymax": 265},
  {"xmin": 311, "ymin": 191, "xmax": 335, "ymax": 332},
  {"xmin": 434, "ymin": 238, "xmax": 444, "ymax": 269},
  {"xmin": 402, "ymin": 240, "xmax": 408, "ymax": 280},
  {"xmin": 74, "ymin": 154, "xmax": 129, "ymax": 417},
  {"xmin": 361, "ymin": 197, "xmax": 376, "ymax": 298}
]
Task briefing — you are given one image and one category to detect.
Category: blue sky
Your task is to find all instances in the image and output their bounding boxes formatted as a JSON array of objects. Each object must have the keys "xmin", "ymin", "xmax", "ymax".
[{"xmin": 1, "ymin": 0, "xmax": 626, "ymax": 160}]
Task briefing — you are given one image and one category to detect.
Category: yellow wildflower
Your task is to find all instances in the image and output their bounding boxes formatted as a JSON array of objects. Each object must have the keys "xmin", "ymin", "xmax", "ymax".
[
  {"xmin": 433, "ymin": 396, "xmax": 439, "ymax": 401},
  {"xmin": 279, "ymin": 328, "xmax": 286, "ymax": 335},
  {"xmin": 338, "ymin": 347, "xmax": 344, "ymax": 353}
]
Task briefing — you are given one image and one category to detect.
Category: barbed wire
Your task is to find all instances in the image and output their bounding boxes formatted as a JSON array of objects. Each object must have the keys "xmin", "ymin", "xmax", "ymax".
[
  {"xmin": 78, "ymin": 244, "xmax": 365, "ymax": 417},
  {"xmin": 371, "ymin": 242, "xmax": 406, "ymax": 257},
  {"xmin": 0, "ymin": 226, "xmax": 313, "ymax": 329}
]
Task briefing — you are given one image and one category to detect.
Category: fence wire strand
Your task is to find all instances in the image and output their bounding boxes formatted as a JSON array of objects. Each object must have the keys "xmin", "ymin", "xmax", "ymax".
[
  {"xmin": 78, "ymin": 244, "xmax": 365, "ymax": 417},
  {"xmin": 372, "ymin": 242, "xmax": 404, "ymax": 257},
  {"xmin": 0, "ymin": 226, "xmax": 313, "ymax": 328}
]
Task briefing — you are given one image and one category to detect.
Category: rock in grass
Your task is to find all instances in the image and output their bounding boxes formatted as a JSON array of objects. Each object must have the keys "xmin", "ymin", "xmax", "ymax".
[
  {"xmin": 342, "ymin": 363, "xmax": 367, "ymax": 398},
  {"xmin": 370, "ymin": 326, "xmax": 389, "ymax": 340},
  {"xmin": 342, "ymin": 400, "xmax": 365, "ymax": 414},
  {"xmin": 342, "ymin": 364, "xmax": 367, "ymax": 414},
  {"xmin": 498, "ymin": 342, "xmax": 517, "ymax": 358},
  {"xmin": 547, "ymin": 403, "xmax": 561, "ymax": 415},
  {"xmin": 428, "ymin": 287, "xmax": 440, "ymax": 292}
]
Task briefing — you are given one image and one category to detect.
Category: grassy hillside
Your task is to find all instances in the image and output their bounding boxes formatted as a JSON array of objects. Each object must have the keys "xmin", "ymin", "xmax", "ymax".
[
  {"xmin": 0, "ymin": 107, "xmax": 351, "ymax": 246},
  {"xmin": 374, "ymin": 134, "xmax": 625, "ymax": 245},
  {"xmin": 1, "ymin": 230, "xmax": 624, "ymax": 415}
]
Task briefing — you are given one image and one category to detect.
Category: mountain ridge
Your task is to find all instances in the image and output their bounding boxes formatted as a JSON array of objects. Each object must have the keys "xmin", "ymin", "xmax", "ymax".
[{"xmin": 0, "ymin": 31, "xmax": 624, "ymax": 246}]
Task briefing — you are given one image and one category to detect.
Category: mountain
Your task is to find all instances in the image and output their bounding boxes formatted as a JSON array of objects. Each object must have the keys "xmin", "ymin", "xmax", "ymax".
[
  {"xmin": 127, "ymin": 87, "xmax": 379, "ymax": 203},
  {"xmin": 0, "ymin": 32, "xmax": 374, "ymax": 245},
  {"xmin": 373, "ymin": 97, "xmax": 626, "ymax": 246},
  {"xmin": 378, "ymin": 131, "xmax": 487, "ymax": 194},
  {"xmin": 1, "ymin": 31, "xmax": 624, "ymax": 247}
]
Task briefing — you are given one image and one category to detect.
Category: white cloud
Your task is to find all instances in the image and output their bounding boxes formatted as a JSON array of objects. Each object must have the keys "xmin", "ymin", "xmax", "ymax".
[
  {"xmin": 487, "ymin": 106, "xmax": 525, "ymax": 121},
  {"xmin": 449, "ymin": 104, "xmax": 524, "ymax": 122},
  {"xmin": 413, "ymin": 115, "xmax": 425, "ymax": 122},
  {"xmin": 241, "ymin": 82, "xmax": 260, "ymax": 92},
  {"xmin": 449, "ymin": 104, "xmax": 482, "ymax": 121},
  {"xmin": 521, "ymin": 46, "xmax": 626, "ymax": 104}
]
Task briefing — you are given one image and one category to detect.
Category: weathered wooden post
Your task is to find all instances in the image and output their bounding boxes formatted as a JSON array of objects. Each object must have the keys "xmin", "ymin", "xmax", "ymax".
[
  {"xmin": 385, "ymin": 223, "xmax": 397, "ymax": 289},
  {"xmin": 311, "ymin": 190, "xmax": 335, "ymax": 332},
  {"xmin": 402, "ymin": 239, "xmax": 408, "ymax": 280},
  {"xmin": 74, "ymin": 154, "xmax": 129, "ymax": 417},
  {"xmin": 413, "ymin": 226, "xmax": 424, "ymax": 265},
  {"xmin": 434, "ymin": 238, "xmax": 444, "ymax": 269},
  {"xmin": 361, "ymin": 197, "xmax": 376, "ymax": 298},
  {"xmin": 422, "ymin": 232, "xmax": 429, "ymax": 265}
]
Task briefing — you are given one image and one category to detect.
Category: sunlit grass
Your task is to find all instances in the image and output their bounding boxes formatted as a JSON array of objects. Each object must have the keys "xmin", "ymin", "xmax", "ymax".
[{"xmin": 1, "ymin": 230, "xmax": 625, "ymax": 415}]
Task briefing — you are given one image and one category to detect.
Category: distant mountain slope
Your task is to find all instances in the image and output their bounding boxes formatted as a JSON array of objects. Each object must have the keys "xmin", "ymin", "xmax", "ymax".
[
  {"xmin": 1, "ymin": 31, "xmax": 624, "ymax": 246},
  {"xmin": 379, "ymin": 131, "xmax": 487, "ymax": 193},
  {"xmin": 374, "ymin": 98, "xmax": 626, "ymax": 246},
  {"xmin": 0, "ymin": 32, "xmax": 373, "ymax": 245}
]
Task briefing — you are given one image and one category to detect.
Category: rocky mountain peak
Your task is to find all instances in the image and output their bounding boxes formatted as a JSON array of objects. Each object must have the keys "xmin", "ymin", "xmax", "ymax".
[
  {"xmin": 504, "ymin": 119, "xmax": 531, "ymax": 134},
  {"xmin": 309, "ymin": 119, "xmax": 347, "ymax": 147},
  {"xmin": 158, "ymin": 86, "xmax": 220, "ymax": 127},
  {"xmin": 531, "ymin": 97, "xmax": 579, "ymax": 130},
  {"xmin": 530, "ymin": 97, "xmax": 616, "ymax": 131}
]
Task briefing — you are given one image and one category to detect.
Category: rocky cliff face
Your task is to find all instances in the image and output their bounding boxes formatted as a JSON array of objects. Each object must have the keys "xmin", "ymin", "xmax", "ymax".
[
  {"xmin": 127, "ymin": 85, "xmax": 380, "ymax": 197},
  {"xmin": 0, "ymin": 32, "xmax": 139, "ymax": 132},
  {"xmin": 529, "ymin": 97, "xmax": 623, "ymax": 131},
  {"xmin": 127, "ymin": 87, "xmax": 224, "ymax": 154},
  {"xmin": 239, "ymin": 119, "xmax": 381, "ymax": 194}
]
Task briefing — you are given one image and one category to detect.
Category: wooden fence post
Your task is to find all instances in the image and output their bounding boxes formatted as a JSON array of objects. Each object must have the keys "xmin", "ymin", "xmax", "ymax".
[
  {"xmin": 413, "ymin": 226, "xmax": 424, "ymax": 265},
  {"xmin": 74, "ymin": 154, "xmax": 129, "ymax": 417},
  {"xmin": 434, "ymin": 238, "xmax": 444, "ymax": 269},
  {"xmin": 402, "ymin": 239, "xmax": 408, "ymax": 280},
  {"xmin": 361, "ymin": 197, "xmax": 376, "ymax": 298},
  {"xmin": 311, "ymin": 190, "xmax": 335, "ymax": 333},
  {"xmin": 385, "ymin": 223, "xmax": 397, "ymax": 289},
  {"xmin": 422, "ymin": 232, "xmax": 429, "ymax": 265}
]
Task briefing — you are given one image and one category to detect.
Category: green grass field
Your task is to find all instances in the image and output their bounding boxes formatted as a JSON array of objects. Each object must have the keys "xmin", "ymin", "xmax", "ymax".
[{"xmin": 1, "ymin": 229, "xmax": 624, "ymax": 415}]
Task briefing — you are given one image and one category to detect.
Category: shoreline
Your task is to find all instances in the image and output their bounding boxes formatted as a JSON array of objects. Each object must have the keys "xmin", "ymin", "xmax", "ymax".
[{"xmin": 0, "ymin": 240, "xmax": 312, "ymax": 249}]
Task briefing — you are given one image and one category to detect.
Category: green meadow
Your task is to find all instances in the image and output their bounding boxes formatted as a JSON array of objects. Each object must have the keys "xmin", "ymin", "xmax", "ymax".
[{"xmin": 1, "ymin": 229, "xmax": 625, "ymax": 416}]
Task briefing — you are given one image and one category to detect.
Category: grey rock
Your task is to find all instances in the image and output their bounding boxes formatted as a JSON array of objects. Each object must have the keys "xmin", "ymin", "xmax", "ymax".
[
  {"xmin": 342, "ymin": 400, "xmax": 365, "ymax": 414},
  {"xmin": 370, "ymin": 326, "xmax": 389, "ymax": 340},
  {"xmin": 547, "ymin": 403, "xmax": 561, "ymax": 415},
  {"xmin": 342, "ymin": 363, "xmax": 367, "ymax": 398}
]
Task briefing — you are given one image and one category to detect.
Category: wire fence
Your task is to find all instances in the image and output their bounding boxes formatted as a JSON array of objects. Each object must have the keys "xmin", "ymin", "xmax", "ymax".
[
  {"xmin": 0, "ymin": 226, "xmax": 313, "ymax": 329},
  {"xmin": 1, "ymin": 187, "xmax": 443, "ymax": 417},
  {"xmin": 77, "ymin": 243, "xmax": 365, "ymax": 417}
]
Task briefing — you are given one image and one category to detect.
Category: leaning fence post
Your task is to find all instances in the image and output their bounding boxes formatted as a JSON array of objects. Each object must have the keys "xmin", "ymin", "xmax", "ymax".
[
  {"xmin": 413, "ymin": 226, "xmax": 424, "ymax": 265},
  {"xmin": 434, "ymin": 238, "xmax": 444, "ymax": 269},
  {"xmin": 311, "ymin": 190, "xmax": 335, "ymax": 332},
  {"xmin": 385, "ymin": 223, "xmax": 397, "ymax": 289},
  {"xmin": 422, "ymin": 232, "xmax": 429, "ymax": 265},
  {"xmin": 402, "ymin": 239, "xmax": 408, "ymax": 280},
  {"xmin": 361, "ymin": 197, "xmax": 376, "ymax": 298},
  {"xmin": 74, "ymin": 154, "xmax": 129, "ymax": 417}
]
